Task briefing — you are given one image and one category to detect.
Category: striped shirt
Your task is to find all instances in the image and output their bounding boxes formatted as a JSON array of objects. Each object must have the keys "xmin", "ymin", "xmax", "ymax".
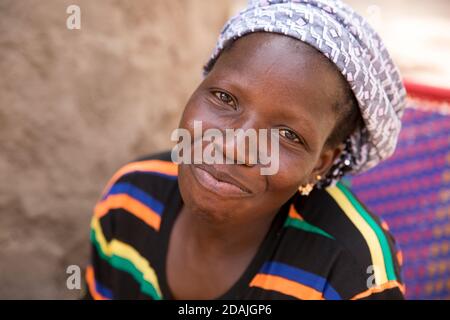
[{"xmin": 85, "ymin": 151, "xmax": 405, "ymax": 300}]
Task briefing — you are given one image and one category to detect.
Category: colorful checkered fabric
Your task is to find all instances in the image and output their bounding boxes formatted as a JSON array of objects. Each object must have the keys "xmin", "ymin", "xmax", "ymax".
[{"xmin": 347, "ymin": 103, "xmax": 450, "ymax": 299}]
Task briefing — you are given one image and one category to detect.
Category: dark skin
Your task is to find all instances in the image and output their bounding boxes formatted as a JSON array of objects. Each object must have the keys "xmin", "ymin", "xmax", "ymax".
[{"xmin": 166, "ymin": 33, "xmax": 346, "ymax": 299}]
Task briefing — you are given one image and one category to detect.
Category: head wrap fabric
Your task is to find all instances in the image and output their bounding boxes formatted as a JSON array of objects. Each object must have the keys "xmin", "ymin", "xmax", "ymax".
[{"xmin": 202, "ymin": 0, "xmax": 407, "ymax": 188}]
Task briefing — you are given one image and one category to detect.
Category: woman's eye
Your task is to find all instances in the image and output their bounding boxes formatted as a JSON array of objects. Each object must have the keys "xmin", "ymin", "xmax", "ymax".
[
  {"xmin": 279, "ymin": 129, "xmax": 301, "ymax": 144},
  {"xmin": 213, "ymin": 91, "xmax": 236, "ymax": 108}
]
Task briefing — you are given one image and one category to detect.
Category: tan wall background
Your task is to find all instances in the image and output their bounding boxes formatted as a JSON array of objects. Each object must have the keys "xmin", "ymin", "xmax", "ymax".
[
  {"xmin": 0, "ymin": 0, "xmax": 242, "ymax": 299},
  {"xmin": 0, "ymin": 0, "xmax": 448, "ymax": 299}
]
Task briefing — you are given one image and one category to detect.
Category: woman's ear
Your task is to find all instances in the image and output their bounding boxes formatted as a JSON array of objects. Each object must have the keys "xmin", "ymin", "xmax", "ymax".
[{"xmin": 309, "ymin": 142, "xmax": 345, "ymax": 182}]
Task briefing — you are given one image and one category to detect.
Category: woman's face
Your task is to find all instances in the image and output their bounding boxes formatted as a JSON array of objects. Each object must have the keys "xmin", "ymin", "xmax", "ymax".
[{"xmin": 177, "ymin": 32, "xmax": 345, "ymax": 224}]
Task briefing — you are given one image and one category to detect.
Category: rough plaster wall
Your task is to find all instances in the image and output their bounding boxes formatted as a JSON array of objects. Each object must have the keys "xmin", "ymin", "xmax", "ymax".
[{"xmin": 0, "ymin": 0, "xmax": 238, "ymax": 299}]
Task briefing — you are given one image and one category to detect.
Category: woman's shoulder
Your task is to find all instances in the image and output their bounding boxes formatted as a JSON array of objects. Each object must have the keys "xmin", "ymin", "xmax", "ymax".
[
  {"xmin": 305, "ymin": 181, "xmax": 402, "ymax": 273},
  {"xmin": 276, "ymin": 181, "xmax": 405, "ymax": 299},
  {"xmin": 93, "ymin": 150, "xmax": 178, "ymax": 230},
  {"xmin": 101, "ymin": 150, "xmax": 178, "ymax": 199},
  {"xmin": 87, "ymin": 151, "xmax": 178, "ymax": 300}
]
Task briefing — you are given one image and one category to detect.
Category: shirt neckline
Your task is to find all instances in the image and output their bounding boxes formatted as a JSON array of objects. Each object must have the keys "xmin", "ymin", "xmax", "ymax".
[{"xmin": 157, "ymin": 180, "xmax": 290, "ymax": 300}]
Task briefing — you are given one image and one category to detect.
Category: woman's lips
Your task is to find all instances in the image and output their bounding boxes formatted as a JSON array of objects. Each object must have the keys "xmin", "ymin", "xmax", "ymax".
[{"xmin": 191, "ymin": 164, "xmax": 252, "ymax": 198}]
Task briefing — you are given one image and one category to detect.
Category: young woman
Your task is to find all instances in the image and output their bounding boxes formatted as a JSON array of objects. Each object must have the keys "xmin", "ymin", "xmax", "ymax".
[{"xmin": 85, "ymin": 0, "xmax": 406, "ymax": 300}]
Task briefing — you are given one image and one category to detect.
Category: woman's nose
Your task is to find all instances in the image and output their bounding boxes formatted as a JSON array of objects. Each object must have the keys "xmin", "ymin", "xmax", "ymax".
[{"xmin": 221, "ymin": 129, "xmax": 258, "ymax": 166}]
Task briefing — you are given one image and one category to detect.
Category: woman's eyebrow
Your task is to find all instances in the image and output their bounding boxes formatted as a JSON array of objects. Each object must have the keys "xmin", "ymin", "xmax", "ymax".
[{"xmin": 208, "ymin": 72, "xmax": 249, "ymax": 97}]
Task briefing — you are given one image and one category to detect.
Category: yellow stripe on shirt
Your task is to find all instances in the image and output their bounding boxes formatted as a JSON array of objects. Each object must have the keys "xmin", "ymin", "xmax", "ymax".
[
  {"xmin": 326, "ymin": 185, "xmax": 388, "ymax": 285},
  {"xmin": 91, "ymin": 217, "xmax": 162, "ymax": 298}
]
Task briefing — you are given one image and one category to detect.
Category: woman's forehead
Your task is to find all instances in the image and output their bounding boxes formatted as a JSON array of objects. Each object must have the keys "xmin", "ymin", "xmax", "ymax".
[{"xmin": 208, "ymin": 33, "xmax": 342, "ymax": 116}]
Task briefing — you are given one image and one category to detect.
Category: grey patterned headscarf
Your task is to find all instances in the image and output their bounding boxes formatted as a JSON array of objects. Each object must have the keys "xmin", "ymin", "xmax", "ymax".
[{"xmin": 202, "ymin": 0, "xmax": 407, "ymax": 188}]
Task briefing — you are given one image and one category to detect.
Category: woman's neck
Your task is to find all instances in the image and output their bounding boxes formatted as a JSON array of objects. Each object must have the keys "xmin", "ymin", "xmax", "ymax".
[{"xmin": 177, "ymin": 204, "xmax": 279, "ymax": 258}]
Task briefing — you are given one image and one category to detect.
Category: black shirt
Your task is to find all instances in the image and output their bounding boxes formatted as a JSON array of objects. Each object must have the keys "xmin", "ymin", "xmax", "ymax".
[{"xmin": 85, "ymin": 151, "xmax": 404, "ymax": 300}]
